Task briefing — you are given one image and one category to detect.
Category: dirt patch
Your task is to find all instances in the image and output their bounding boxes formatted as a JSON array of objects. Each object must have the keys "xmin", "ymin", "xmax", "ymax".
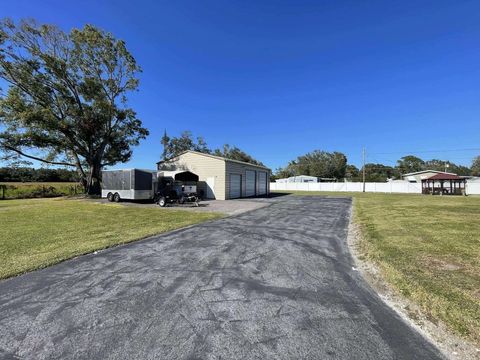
[
  {"xmin": 421, "ymin": 256, "xmax": 464, "ymax": 272},
  {"xmin": 347, "ymin": 210, "xmax": 480, "ymax": 360}
]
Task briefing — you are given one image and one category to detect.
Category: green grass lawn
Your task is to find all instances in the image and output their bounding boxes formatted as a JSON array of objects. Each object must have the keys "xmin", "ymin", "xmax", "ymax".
[
  {"xmin": 276, "ymin": 191, "xmax": 480, "ymax": 345},
  {"xmin": 0, "ymin": 198, "xmax": 222, "ymax": 279}
]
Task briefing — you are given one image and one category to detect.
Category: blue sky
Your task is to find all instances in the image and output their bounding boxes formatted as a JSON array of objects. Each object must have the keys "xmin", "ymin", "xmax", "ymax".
[{"xmin": 2, "ymin": 0, "xmax": 480, "ymax": 170}]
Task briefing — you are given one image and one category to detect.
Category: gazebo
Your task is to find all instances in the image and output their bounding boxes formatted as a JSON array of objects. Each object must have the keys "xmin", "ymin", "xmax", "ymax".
[{"xmin": 421, "ymin": 173, "xmax": 466, "ymax": 195}]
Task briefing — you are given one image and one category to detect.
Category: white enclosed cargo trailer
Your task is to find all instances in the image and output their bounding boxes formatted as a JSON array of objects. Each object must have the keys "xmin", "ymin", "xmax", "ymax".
[{"xmin": 101, "ymin": 169, "xmax": 157, "ymax": 202}]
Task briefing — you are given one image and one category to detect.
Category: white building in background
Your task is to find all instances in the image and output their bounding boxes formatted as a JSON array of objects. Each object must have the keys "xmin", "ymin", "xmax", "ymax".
[
  {"xmin": 401, "ymin": 170, "xmax": 457, "ymax": 183},
  {"xmin": 276, "ymin": 175, "xmax": 319, "ymax": 183}
]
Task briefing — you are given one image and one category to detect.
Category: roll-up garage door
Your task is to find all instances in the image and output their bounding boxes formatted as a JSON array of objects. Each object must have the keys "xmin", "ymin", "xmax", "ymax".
[
  {"xmin": 257, "ymin": 171, "xmax": 267, "ymax": 196},
  {"xmin": 245, "ymin": 170, "xmax": 256, "ymax": 197},
  {"xmin": 229, "ymin": 174, "xmax": 242, "ymax": 199}
]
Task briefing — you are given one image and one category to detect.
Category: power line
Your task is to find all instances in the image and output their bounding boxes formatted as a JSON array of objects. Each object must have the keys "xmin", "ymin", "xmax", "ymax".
[
  {"xmin": 362, "ymin": 147, "xmax": 366, "ymax": 192},
  {"xmin": 369, "ymin": 147, "xmax": 480, "ymax": 155}
]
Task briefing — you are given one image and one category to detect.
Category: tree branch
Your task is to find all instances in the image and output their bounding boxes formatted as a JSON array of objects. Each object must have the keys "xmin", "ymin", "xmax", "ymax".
[
  {"xmin": 3, "ymin": 145, "xmax": 76, "ymax": 167},
  {"xmin": 70, "ymin": 150, "xmax": 86, "ymax": 178}
]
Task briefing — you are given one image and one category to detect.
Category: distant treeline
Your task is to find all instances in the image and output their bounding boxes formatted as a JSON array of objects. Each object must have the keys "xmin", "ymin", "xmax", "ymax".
[{"xmin": 0, "ymin": 167, "xmax": 79, "ymax": 182}]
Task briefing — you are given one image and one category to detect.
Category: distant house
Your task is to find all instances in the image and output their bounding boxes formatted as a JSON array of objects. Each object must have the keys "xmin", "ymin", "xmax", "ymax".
[
  {"xmin": 275, "ymin": 175, "xmax": 338, "ymax": 183},
  {"xmin": 402, "ymin": 170, "xmax": 457, "ymax": 183}
]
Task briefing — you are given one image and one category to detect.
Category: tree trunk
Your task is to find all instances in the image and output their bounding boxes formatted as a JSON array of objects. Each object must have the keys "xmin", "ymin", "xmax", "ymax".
[
  {"xmin": 86, "ymin": 162, "xmax": 102, "ymax": 195},
  {"xmin": 79, "ymin": 176, "xmax": 88, "ymax": 193}
]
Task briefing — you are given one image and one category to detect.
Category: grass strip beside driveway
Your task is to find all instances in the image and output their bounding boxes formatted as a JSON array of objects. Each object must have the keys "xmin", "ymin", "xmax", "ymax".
[
  {"xmin": 276, "ymin": 191, "xmax": 480, "ymax": 346},
  {"xmin": 0, "ymin": 198, "xmax": 222, "ymax": 279}
]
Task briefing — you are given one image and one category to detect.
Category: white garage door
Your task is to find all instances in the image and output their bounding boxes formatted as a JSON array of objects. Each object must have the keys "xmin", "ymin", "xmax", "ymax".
[
  {"xmin": 229, "ymin": 174, "xmax": 241, "ymax": 199},
  {"xmin": 257, "ymin": 172, "xmax": 267, "ymax": 195},
  {"xmin": 245, "ymin": 170, "xmax": 256, "ymax": 197}
]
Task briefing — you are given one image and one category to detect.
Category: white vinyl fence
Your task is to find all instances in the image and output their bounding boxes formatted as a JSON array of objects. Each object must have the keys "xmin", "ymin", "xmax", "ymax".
[
  {"xmin": 466, "ymin": 182, "xmax": 480, "ymax": 195},
  {"xmin": 270, "ymin": 181, "xmax": 480, "ymax": 195}
]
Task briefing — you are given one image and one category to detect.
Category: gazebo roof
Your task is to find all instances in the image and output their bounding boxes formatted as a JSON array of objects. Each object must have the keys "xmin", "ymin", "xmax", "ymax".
[{"xmin": 425, "ymin": 173, "xmax": 463, "ymax": 181}]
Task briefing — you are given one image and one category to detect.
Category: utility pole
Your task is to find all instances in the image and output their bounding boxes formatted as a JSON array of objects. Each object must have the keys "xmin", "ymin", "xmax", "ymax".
[
  {"xmin": 362, "ymin": 147, "xmax": 366, "ymax": 192},
  {"xmin": 161, "ymin": 129, "xmax": 169, "ymax": 160}
]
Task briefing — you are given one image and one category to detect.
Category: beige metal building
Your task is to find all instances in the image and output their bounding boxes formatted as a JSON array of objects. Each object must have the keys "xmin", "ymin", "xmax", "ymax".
[{"xmin": 156, "ymin": 150, "xmax": 271, "ymax": 200}]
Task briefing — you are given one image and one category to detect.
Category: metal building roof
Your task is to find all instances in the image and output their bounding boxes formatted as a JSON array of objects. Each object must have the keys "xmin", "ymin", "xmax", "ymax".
[
  {"xmin": 425, "ymin": 173, "xmax": 463, "ymax": 180},
  {"xmin": 402, "ymin": 170, "xmax": 456, "ymax": 176},
  {"xmin": 157, "ymin": 150, "xmax": 271, "ymax": 171}
]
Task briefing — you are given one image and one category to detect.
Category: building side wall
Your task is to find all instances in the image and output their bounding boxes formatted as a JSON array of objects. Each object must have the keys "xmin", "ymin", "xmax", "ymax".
[
  {"xmin": 225, "ymin": 161, "xmax": 270, "ymax": 199},
  {"xmin": 158, "ymin": 152, "xmax": 226, "ymax": 199}
]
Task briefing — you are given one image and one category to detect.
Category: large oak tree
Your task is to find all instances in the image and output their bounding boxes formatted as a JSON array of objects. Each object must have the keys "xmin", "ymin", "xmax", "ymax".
[
  {"xmin": 0, "ymin": 19, "xmax": 148, "ymax": 194},
  {"xmin": 275, "ymin": 150, "xmax": 347, "ymax": 180}
]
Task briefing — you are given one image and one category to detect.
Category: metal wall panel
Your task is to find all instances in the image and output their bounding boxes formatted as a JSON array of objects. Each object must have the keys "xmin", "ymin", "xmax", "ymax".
[
  {"xmin": 102, "ymin": 171, "xmax": 125, "ymax": 190},
  {"xmin": 122, "ymin": 170, "xmax": 131, "ymax": 190}
]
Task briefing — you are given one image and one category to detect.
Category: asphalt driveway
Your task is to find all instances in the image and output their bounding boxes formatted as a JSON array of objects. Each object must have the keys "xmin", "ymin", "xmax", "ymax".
[{"xmin": 0, "ymin": 196, "xmax": 444, "ymax": 359}]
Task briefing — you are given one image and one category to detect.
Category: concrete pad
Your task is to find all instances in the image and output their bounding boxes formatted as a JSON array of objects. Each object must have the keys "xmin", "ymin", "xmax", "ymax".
[{"xmin": 94, "ymin": 198, "xmax": 269, "ymax": 216}]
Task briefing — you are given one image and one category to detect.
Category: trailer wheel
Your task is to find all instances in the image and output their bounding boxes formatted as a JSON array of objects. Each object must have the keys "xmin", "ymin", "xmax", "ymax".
[
  {"xmin": 113, "ymin": 193, "xmax": 121, "ymax": 202},
  {"xmin": 107, "ymin": 192, "xmax": 114, "ymax": 202},
  {"xmin": 158, "ymin": 197, "xmax": 167, "ymax": 207}
]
